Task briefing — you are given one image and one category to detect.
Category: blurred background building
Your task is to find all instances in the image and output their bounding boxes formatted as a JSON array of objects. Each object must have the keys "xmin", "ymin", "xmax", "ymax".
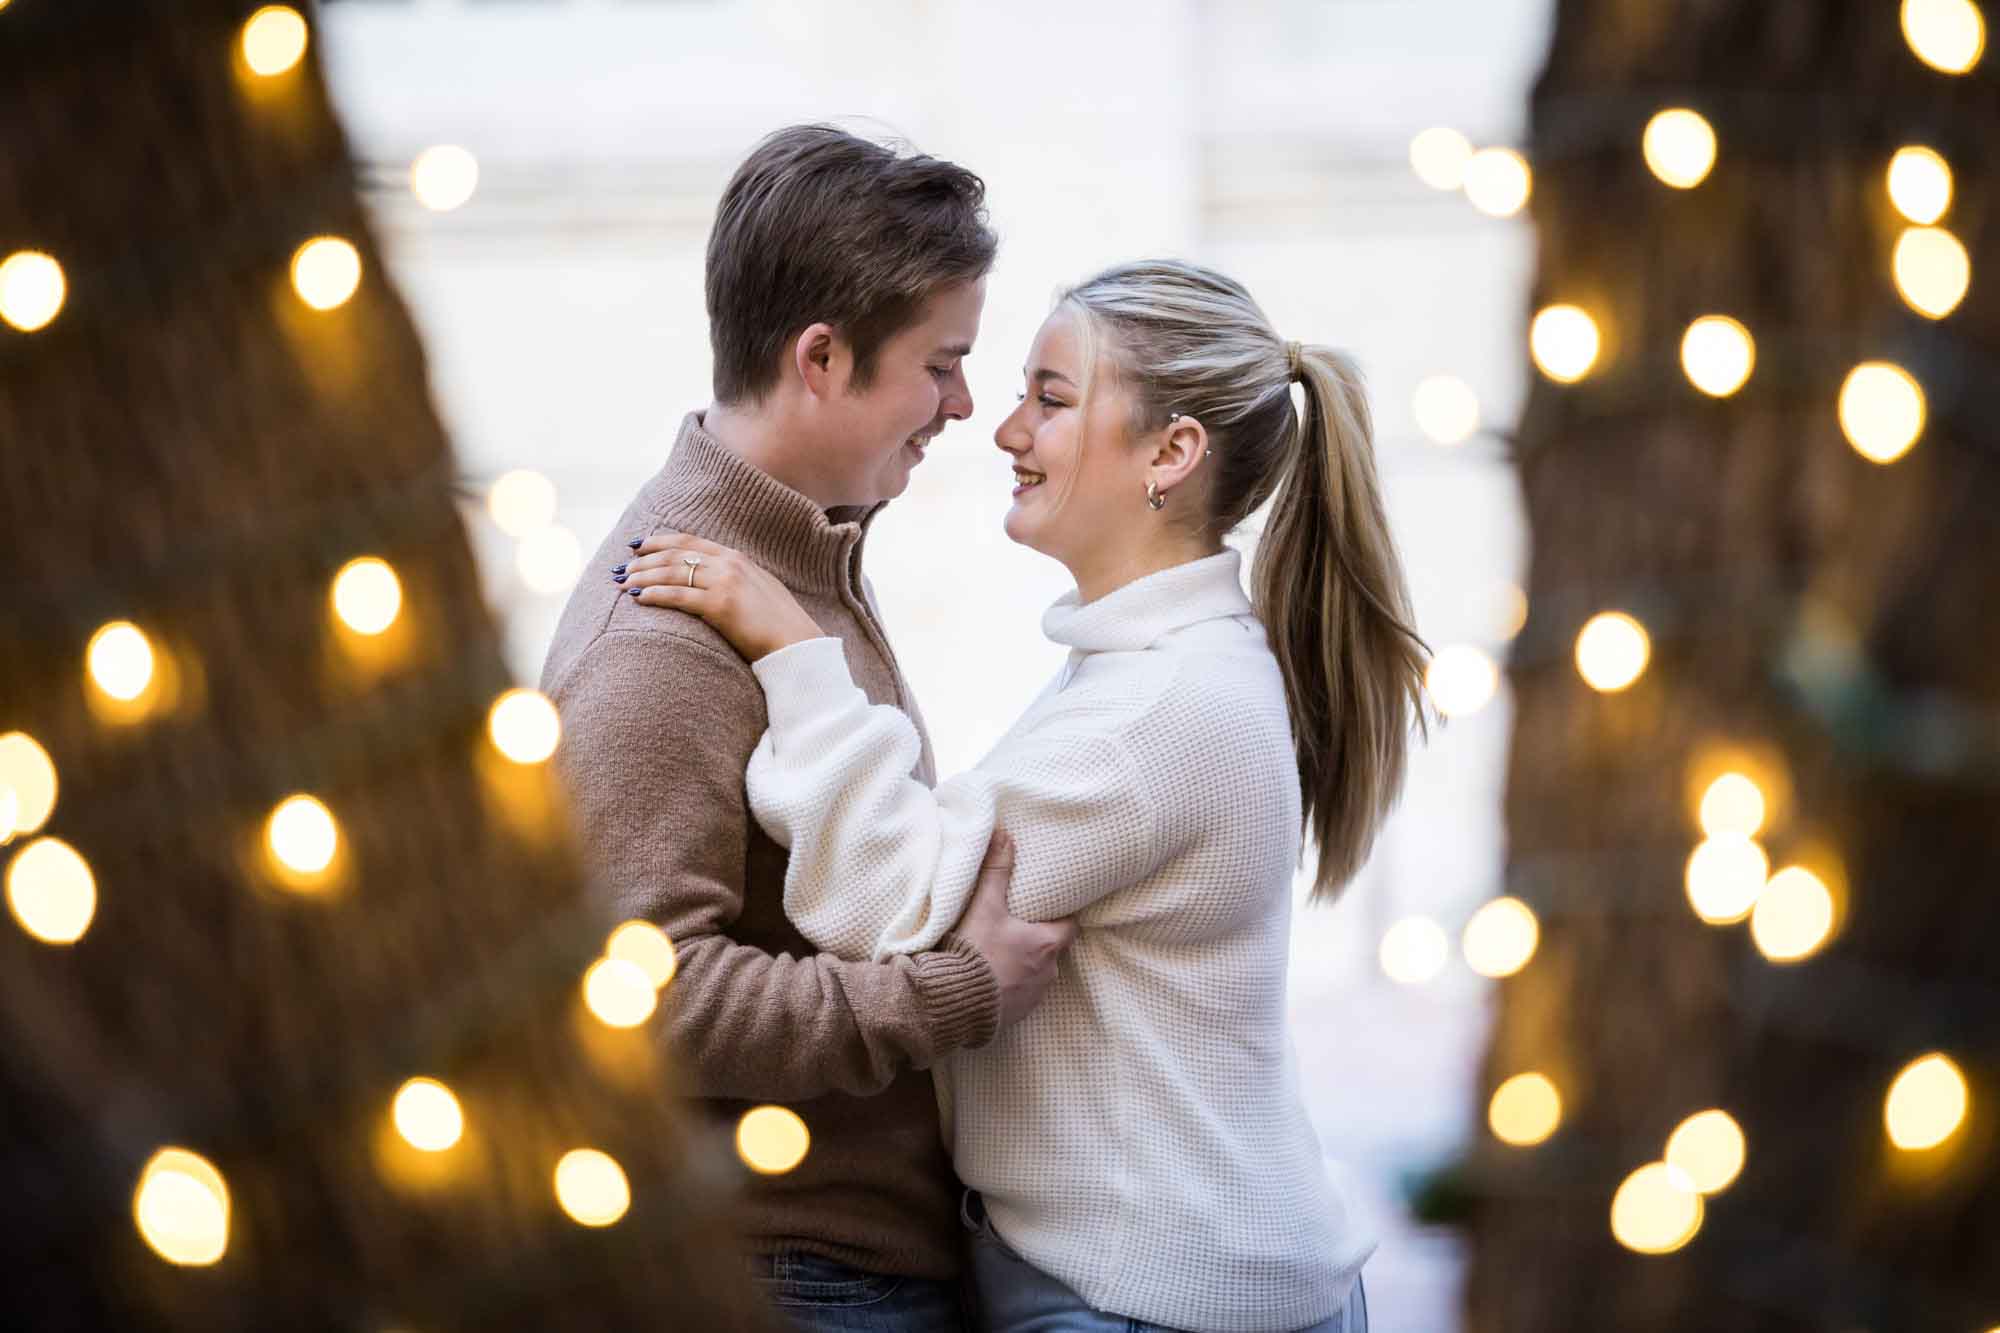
[{"xmin": 320, "ymin": 3, "xmax": 1554, "ymax": 1327}]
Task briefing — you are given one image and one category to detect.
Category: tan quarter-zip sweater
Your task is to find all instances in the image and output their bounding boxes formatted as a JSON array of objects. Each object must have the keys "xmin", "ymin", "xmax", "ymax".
[{"xmin": 538, "ymin": 412, "xmax": 999, "ymax": 1279}]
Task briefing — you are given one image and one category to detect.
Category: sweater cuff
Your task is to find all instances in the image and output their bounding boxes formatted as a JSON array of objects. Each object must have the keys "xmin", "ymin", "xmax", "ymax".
[
  {"xmin": 914, "ymin": 933, "xmax": 1000, "ymax": 1054},
  {"xmin": 751, "ymin": 636, "xmax": 857, "ymax": 735}
]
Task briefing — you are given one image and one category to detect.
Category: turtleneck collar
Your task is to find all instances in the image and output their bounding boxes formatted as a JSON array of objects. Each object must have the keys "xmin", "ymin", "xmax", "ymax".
[
  {"xmin": 1041, "ymin": 548, "xmax": 1254, "ymax": 654},
  {"xmin": 636, "ymin": 412, "xmax": 884, "ymax": 593}
]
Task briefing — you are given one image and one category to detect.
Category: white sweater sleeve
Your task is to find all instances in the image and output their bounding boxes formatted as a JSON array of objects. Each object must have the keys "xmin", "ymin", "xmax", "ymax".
[{"xmin": 747, "ymin": 636, "xmax": 1163, "ymax": 961}]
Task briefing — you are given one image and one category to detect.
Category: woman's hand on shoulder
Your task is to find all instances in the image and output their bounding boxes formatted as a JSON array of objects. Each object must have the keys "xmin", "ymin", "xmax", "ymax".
[{"xmin": 615, "ymin": 531, "xmax": 826, "ymax": 662}]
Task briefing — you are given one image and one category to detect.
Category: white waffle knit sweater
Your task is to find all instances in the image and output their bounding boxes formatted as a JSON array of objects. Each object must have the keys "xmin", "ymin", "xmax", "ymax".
[{"xmin": 746, "ymin": 549, "xmax": 1375, "ymax": 1332}]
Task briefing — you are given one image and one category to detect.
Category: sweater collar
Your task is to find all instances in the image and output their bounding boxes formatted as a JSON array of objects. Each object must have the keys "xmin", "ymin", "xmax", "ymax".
[
  {"xmin": 1041, "ymin": 548, "xmax": 1254, "ymax": 653},
  {"xmin": 637, "ymin": 412, "xmax": 883, "ymax": 593}
]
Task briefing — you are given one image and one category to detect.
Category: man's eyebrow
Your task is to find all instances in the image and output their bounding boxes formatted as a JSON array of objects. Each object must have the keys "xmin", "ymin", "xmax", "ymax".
[
  {"xmin": 933, "ymin": 342, "xmax": 974, "ymax": 359},
  {"xmin": 1026, "ymin": 367, "xmax": 1076, "ymax": 387}
]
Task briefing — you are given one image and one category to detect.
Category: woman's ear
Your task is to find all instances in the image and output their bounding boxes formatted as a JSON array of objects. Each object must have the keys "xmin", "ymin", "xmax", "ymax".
[{"xmin": 1150, "ymin": 413, "xmax": 1212, "ymax": 493}]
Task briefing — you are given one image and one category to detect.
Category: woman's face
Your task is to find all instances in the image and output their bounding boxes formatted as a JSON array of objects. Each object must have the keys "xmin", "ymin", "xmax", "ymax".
[{"xmin": 993, "ymin": 308, "xmax": 1153, "ymax": 569}]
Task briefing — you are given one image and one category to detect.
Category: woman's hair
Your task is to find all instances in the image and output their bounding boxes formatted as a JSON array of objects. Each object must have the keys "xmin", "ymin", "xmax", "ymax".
[{"xmin": 1060, "ymin": 260, "xmax": 1431, "ymax": 901}]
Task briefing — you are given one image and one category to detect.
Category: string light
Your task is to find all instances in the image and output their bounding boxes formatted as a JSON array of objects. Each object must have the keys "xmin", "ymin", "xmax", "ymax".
[
  {"xmin": 291, "ymin": 237, "xmax": 361, "ymax": 312},
  {"xmin": 1495, "ymin": 582, "xmax": 1529, "ymax": 640},
  {"xmin": 1749, "ymin": 865, "xmax": 1835, "ymax": 963},
  {"xmin": 1488, "ymin": 1072, "xmax": 1562, "ymax": 1146},
  {"xmin": 1892, "ymin": 226, "xmax": 1970, "ymax": 319},
  {"xmin": 606, "ymin": 920, "xmax": 678, "ymax": 989},
  {"xmin": 1424, "ymin": 644, "xmax": 1500, "ymax": 718},
  {"xmin": 1574, "ymin": 611, "xmax": 1649, "ymax": 692},
  {"xmin": 1412, "ymin": 374, "xmax": 1481, "ymax": 445},
  {"xmin": 1664, "ymin": 1109, "xmax": 1746, "ymax": 1194},
  {"xmin": 6, "ymin": 837, "xmax": 96, "ymax": 945},
  {"xmin": 487, "ymin": 688, "xmax": 561, "ymax": 765},
  {"xmin": 0, "ymin": 249, "xmax": 66, "ymax": 332},
  {"xmin": 1684, "ymin": 835, "xmax": 1769, "ymax": 925},
  {"xmin": 582, "ymin": 957, "xmax": 656, "ymax": 1028},
  {"xmin": 1901, "ymin": 0, "xmax": 1986, "ymax": 74},
  {"xmin": 1887, "ymin": 146, "xmax": 1953, "ymax": 224},
  {"xmin": 1884, "ymin": 1053, "xmax": 1969, "ymax": 1151},
  {"xmin": 331, "ymin": 556, "xmax": 403, "ymax": 636},
  {"xmin": 1642, "ymin": 109, "xmax": 1718, "ymax": 189},
  {"xmin": 1409, "ymin": 127, "xmax": 1474, "ymax": 191},
  {"xmin": 736, "ymin": 1106, "xmax": 811, "ymax": 1175},
  {"xmin": 266, "ymin": 794, "xmax": 339, "ymax": 883},
  {"xmin": 517, "ymin": 526, "xmax": 583, "ymax": 596},
  {"xmin": 553, "ymin": 1148, "xmax": 630, "ymax": 1227},
  {"xmin": 410, "ymin": 145, "xmax": 479, "ymax": 212},
  {"xmin": 87, "ymin": 620, "xmax": 156, "ymax": 703},
  {"xmin": 391, "ymin": 1078, "xmax": 464, "ymax": 1153},
  {"xmin": 133, "ymin": 1148, "xmax": 230, "ymax": 1266},
  {"xmin": 0, "ymin": 732, "xmax": 58, "ymax": 840},
  {"xmin": 486, "ymin": 469, "xmax": 558, "ymax": 537},
  {"xmin": 1610, "ymin": 1162, "xmax": 1704, "ymax": 1254},
  {"xmin": 1379, "ymin": 916, "xmax": 1450, "ymax": 985},
  {"xmin": 1698, "ymin": 772, "xmax": 1766, "ymax": 838},
  {"xmin": 1529, "ymin": 304, "xmax": 1601, "ymax": 383},
  {"xmin": 241, "ymin": 5, "xmax": 308, "ymax": 78},
  {"xmin": 1838, "ymin": 362, "xmax": 1925, "ymax": 464},
  {"xmin": 1463, "ymin": 147, "xmax": 1533, "ymax": 218},
  {"xmin": 1462, "ymin": 896, "xmax": 1539, "ymax": 978},
  {"xmin": 1679, "ymin": 315, "xmax": 1755, "ymax": 397}
]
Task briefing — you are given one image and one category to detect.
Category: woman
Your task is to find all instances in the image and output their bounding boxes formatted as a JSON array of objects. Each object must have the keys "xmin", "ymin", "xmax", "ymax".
[{"xmin": 620, "ymin": 260, "xmax": 1428, "ymax": 1332}]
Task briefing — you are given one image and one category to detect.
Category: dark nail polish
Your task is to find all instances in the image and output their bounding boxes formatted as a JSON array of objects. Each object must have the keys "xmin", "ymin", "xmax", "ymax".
[
  {"xmin": 611, "ymin": 563, "xmax": 627, "ymax": 574},
  {"xmin": 627, "ymin": 538, "xmax": 643, "ymax": 550},
  {"xmin": 627, "ymin": 587, "xmax": 641, "ymax": 597},
  {"xmin": 612, "ymin": 574, "xmax": 627, "ymax": 584}
]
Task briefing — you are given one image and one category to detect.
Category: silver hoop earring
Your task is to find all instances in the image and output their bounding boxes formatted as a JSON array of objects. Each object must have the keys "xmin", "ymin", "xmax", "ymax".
[{"xmin": 1146, "ymin": 480, "xmax": 1167, "ymax": 511}]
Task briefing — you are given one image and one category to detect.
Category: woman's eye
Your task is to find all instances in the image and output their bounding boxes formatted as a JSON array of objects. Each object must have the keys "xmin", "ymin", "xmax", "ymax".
[{"xmin": 1039, "ymin": 395, "xmax": 1067, "ymax": 410}]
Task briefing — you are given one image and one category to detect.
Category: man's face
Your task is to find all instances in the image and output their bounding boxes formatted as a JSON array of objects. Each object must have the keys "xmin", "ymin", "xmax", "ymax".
[{"xmin": 821, "ymin": 277, "xmax": 985, "ymax": 507}]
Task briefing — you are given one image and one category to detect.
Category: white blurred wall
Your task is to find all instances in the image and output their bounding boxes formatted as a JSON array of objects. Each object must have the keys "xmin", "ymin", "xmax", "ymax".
[{"xmin": 322, "ymin": 3, "xmax": 1552, "ymax": 1326}]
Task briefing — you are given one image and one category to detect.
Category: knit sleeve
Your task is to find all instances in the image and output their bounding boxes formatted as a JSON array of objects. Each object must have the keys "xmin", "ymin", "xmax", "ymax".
[{"xmin": 748, "ymin": 637, "xmax": 1162, "ymax": 961}]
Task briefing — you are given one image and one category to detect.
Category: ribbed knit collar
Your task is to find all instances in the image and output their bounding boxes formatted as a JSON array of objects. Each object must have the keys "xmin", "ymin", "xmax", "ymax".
[
  {"xmin": 637, "ymin": 412, "xmax": 882, "ymax": 593},
  {"xmin": 1041, "ymin": 548, "xmax": 1253, "ymax": 653}
]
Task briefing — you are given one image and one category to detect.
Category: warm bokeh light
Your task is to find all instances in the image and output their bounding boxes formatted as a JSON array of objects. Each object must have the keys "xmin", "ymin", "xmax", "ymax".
[
  {"xmin": 0, "ymin": 249, "xmax": 66, "ymax": 332},
  {"xmin": 606, "ymin": 920, "xmax": 678, "ymax": 989},
  {"xmin": 331, "ymin": 556, "xmax": 403, "ymax": 635},
  {"xmin": 133, "ymin": 1148, "xmax": 230, "ymax": 1266},
  {"xmin": 1750, "ymin": 865, "xmax": 1835, "ymax": 963},
  {"xmin": 1495, "ymin": 581, "xmax": 1529, "ymax": 641},
  {"xmin": 392, "ymin": 1078, "xmax": 465, "ymax": 1153},
  {"xmin": 1698, "ymin": 772, "xmax": 1766, "ymax": 838},
  {"xmin": 737, "ymin": 1105, "xmax": 812, "ymax": 1175},
  {"xmin": 411, "ymin": 144, "xmax": 480, "ymax": 212},
  {"xmin": 1424, "ymin": 644, "xmax": 1500, "ymax": 719},
  {"xmin": 1684, "ymin": 835, "xmax": 1770, "ymax": 926},
  {"xmin": 1488, "ymin": 1072, "xmax": 1562, "ymax": 1147},
  {"xmin": 1530, "ymin": 304, "xmax": 1601, "ymax": 383},
  {"xmin": 1838, "ymin": 362, "xmax": 1926, "ymax": 464},
  {"xmin": 6, "ymin": 837, "xmax": 96, "ymax": 945},
  {"xmin": 291, "ymin": 237, "xmax": 361, "ymax": 311},
  {"xmin": 1611, "ymin": 1162, "xmax": 1704, "ymax": 1254},
  {"xmin": 1887, "ymin": 146, "xmax": 1954, "ymax": 224},
  {"xmin": 1642, "ymin": 109, "xmax": 1718, "ymax": 189},
  {"xmin": 1902, "ymin": 0, "xmax": 1986, "ymax": 73},
  {"xmin": 1463, "ymin": 147, "xmax": 1532, "ymax": 218},
  {"xmin": 553, "ymin": 1148, "xmax": 630, "ymax": 1227},
  {"xmin": 1462, "ymin": 897, "xmax": 1539, "ymax": 979},
  {"xmin": 582, "ymin": 956, "xmax": 657, "ymax": 1028},
  {"xmin": 1893, "ymin": 226, "xmax": 1971, "ymax": 319},
  {"xmin": 487, "ymin": 469, "xmax": 558, "ymax": 537},
  {"xmin": 517, "ymin": 525, "xmax": 584, "ymax": 595},
  {"xmin": 241, "ymin": 5, "xmax": 309, "ymax": 77},
  {"xmin": 1885, "ymin": 1053, "xmax": 1969, "ymax": 1151},
  {"xmin": 1665, "ymin": 1109, "xmax": 1746, "ymax": 1194},
  {"xmin": 488, "ymin": 688, "xmax": 561, "ymax": 765},
  {"xmin": 266, "ymin": 794, "xmax": 338, "ymax": 879},
  {"xmin": 87, "ymin": 620, "xmax": 155, "ymax": 702},
  {"xmin": 1412, "ymin": 374, "xmax": 1481, "ymax": 445},
  {"xmin": 1379, "ymin": 916, "xmax": 1450, "ymax": 985},
  {"xmin": 1680, "ymin": 315, "xmax": 1755, "ymax": 397},
  {"xmin": 0, "ymin": 731, "xmax": 58, "ymax": 840},
  {"xmin": 1574, "ymin": 611, "xmax": 1650, "ymax": 692},
  {"xmin": 1409, "ymin": 127, "xmax": 1474, "ymax": 191}
]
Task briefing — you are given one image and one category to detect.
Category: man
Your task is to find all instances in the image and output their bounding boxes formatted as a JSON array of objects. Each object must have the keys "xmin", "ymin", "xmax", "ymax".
[{"xmin": 540, "ymin": 125, "xmax": 1075, "ymax": 1331}]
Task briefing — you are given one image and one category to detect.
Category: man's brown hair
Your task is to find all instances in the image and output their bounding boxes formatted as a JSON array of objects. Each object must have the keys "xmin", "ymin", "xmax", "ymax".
[{"xmin": 705, "ymin": 124, "xmax": 998, "ymax": 404}]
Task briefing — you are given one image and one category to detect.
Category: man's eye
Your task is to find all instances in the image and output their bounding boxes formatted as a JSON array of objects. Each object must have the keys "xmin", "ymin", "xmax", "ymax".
[{"xmin": 929, "ymin": 365, "xmax": 953, "ymax": 379}]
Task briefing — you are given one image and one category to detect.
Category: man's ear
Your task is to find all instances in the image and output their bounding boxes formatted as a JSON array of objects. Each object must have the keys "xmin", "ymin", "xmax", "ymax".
[{"xmin": 792, "ymin": 322, "xmax": 847, "ymax": 400}]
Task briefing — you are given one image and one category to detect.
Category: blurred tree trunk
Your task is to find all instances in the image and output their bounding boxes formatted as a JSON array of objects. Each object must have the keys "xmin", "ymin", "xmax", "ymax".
[
  {"xmin": 0, "ymin": 2, "xmax": 771, "ymax": 1327},
  {"xmin": 1467, "ymin": 1, "xmax": 1999, "ymax": 1329}
]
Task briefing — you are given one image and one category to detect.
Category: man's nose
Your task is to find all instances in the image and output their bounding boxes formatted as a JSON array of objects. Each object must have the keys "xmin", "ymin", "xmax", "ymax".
[{"xmin": 945, "ymin": 367, "xmax": 974, "ymax": 421}]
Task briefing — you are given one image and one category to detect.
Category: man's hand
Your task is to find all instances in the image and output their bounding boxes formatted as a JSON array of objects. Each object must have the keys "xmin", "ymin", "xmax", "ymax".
[{"xmin": 955, "ymin": 830, "xmax": 1078, "ymax": 1033}]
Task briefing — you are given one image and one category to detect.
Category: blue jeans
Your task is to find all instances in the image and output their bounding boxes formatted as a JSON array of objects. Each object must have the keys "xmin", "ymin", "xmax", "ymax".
[
  {"xmin": 747, "ymin": 1249, "xmax": 968, "ymax": 1332},
  {"xmin": 961, "ymin": 1190, "xmax": 1367, "ymax": 1333}
]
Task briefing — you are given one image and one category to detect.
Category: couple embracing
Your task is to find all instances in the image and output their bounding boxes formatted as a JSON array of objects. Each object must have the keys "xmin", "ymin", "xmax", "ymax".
[{"xmin": 540, "ymin": 124, "xmax": 1427, "ymax": 1333}]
